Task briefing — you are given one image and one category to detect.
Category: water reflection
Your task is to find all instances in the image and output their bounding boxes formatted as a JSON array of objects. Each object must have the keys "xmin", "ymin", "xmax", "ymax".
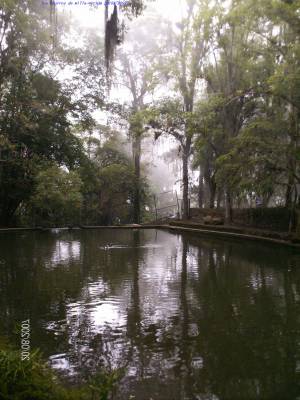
[
  {"xmin": 0, "ymin": 229, "xmax": 300, "ymax": 399},
  {"xmin": 47, "ymin": 240, "xmax": 81, "ymax": 268}
]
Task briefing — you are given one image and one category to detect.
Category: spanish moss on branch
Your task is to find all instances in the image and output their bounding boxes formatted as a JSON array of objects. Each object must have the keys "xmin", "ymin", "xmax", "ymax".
[{"xmin": 105, "ymin": 0, "xmax": 146, "ymax": 75}]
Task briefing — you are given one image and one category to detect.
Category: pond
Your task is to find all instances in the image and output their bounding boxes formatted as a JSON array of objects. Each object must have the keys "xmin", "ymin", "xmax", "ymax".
[{"xmin": 1, "ymin": 228, "xmax": 300, "ymax": 400}]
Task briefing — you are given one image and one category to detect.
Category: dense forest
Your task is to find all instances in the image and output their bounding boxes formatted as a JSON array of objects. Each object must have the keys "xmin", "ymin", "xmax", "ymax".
[{"xmin": 0, "ymin": 0, "xmax": 299, "ymax": 228}]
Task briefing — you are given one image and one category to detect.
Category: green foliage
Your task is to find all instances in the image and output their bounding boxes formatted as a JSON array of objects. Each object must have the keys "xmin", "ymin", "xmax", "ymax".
[
  {"xmin": 189, "ymin": 0, "xmax": 300, "ymax": 210},
  {"xmin": 2, "ymin": 0, "xmax": 300, "ymax": 225},
  {"xmin": 215, "ymin": 116, "xmax": 288, "ymax": 196},
  {"xmin": 0, "ymin": 345, "xmax": 121, "ymax": 400},
  {"xmin": 0, "ymin": 348, "xmax": 65, "ymax": 400},
  {"xmin": 129, "ymin": 110, "xmax": 153, "ymax": 138},
  {"xmin": 25, "ymin": 166, "xmax": 83, "ymax": 227},
  {"xmin": 98, "ymin": 163, "xmax": 136, "ymax": 223},
  {"xmin": 79, "ymin": 136, "xmax": 150, "ymax": 225},
  {"xmin": 87, "ymin": 370, "xmax": 124, "ymax": 400},
  {"xmin": 0, "ymin": 1, "xmax": 87, "ymax": 226}
]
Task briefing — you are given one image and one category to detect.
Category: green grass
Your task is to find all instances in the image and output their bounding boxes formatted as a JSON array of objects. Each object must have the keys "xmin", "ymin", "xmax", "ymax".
[{"xmin": 0, "ymin": 339, "xmax": 122, "ymax": 400}]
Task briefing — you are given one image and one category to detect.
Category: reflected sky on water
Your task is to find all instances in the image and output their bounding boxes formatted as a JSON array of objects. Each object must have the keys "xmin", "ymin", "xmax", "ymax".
[{"xmin": 1, "ymin": 229, "xmax": 300, "ymax": 400}]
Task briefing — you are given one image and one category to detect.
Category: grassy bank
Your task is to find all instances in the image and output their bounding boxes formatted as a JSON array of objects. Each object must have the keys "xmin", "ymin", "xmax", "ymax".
[{"xmin": 0, "ymin": 339, "xmax": 121, "ymax": 400}]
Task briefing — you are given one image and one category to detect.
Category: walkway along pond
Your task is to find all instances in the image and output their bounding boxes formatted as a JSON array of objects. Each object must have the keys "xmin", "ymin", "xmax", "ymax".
[{"xmin": 1, "ymin": 228, "xmax": 300, "ymax": 399}]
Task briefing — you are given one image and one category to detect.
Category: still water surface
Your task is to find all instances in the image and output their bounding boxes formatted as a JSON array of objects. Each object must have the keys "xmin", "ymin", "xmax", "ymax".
[{"xmin": 1, "ymin": 229, "xmax": 300, "ymax": 399}]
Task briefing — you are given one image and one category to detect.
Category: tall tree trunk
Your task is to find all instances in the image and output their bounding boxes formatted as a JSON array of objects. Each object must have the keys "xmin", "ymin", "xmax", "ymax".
[
  {"xmin": 286, "ymin": 105, "xmax": 298, "ymax": 209},
  {"xmin": 182, "ymin": 147, "xmax": 190, "ymax": 220},
  {"xmin": 285, "ymin": 179, "xmax": 293, "ymax": 208},
  {"xmin": 133, "ymin": 134, "xmax": 141, "ymax": 224},
  {"xmin": 209, "ymin": 180, "xmax": 216, "ymax": 209},
  {"xmin": 224, "ymin": 188, "xmax": 232, "ymax": 224},
  {"xmin": 204, "ymin": 162, "xmax": 216, "ymax": 209},
  {"xmin": 216, "ymin": 189, "xmax": 222, "ymax": 209},
  {"xmin": 198, "ymin": 167, "xmax": 204, "ymax": 209}
]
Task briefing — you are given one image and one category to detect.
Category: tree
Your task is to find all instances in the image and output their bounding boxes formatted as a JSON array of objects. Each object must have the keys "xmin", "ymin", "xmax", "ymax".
[
  {"xmin": 115, "ymin": 14, "xmax": 164, "ymax": 223},
  {"xmin": 0, "ymin": 1, "xmax": 104, "ymax": 226},
  {"xmin": 27, "ymin": 165, "xmax": 83, "ymax": 226},
  {"xmin": 193, "ymin": 96, "xmax": 226, "ymax": 209},
  {"xmin": 0, "ymin": 67, "xmax": 84, "ymax": 225},
  {"xmin": 265, "ymin": 0, "xmax": 300, "ymax": 208},
  {"xmin": 78, "ymin": 132, "xmax": 150, "ymax": 225},
  {"xmin": 187, "ymin": 0, "xmax": 300, "ymax": 224},
  {"xmin": 151, "ymin": 0, "xmax": 212, "ymax": 219},
  {"xmin": 190, "ymin": 0, "xmax": 274, "ymax": 221}
]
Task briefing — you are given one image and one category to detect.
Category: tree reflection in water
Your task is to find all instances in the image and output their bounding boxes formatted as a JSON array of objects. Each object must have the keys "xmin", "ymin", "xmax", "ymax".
[{"xmin": 0, "ymin": 229, "xmax": 300, "ymax": 399}]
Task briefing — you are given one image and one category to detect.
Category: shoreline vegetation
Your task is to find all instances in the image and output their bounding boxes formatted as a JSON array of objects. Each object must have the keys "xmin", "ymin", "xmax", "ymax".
[
  {"xmin": 0, "ymin": 338, "xmax": 121, "ymax": 400},
  {"xmin": 1, "ymin": 220, "xmax": 300, "ymax": 250}
]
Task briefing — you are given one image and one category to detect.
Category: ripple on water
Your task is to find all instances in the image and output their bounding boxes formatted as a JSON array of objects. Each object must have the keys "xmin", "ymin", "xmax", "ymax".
[{"xmin": 1, "ymin": 229, "xmax": 300, "ymax": 400}]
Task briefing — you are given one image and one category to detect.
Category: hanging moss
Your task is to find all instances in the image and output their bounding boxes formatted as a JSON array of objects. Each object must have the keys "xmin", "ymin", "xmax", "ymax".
[
  {"xmin": 49, "ymin": 0, "xmax": 57, "ymax": 47},
  {"xmin": 48, "ymin": 0, "xmax": 146, "ymax": 76},
  {"xmin": 49, "ymin": 0, "xmax": 146, "ymax": 75},
  {"xmin": 104, "ymin": 1, "xmax": 146, "ymax": 74},
  {"xmin": 105, "ymin": 5, "xmax": 120, "ymax": 73},
  {"xmin": 49, "ymin": 0, "xmax": 54, "ymax": 23}
]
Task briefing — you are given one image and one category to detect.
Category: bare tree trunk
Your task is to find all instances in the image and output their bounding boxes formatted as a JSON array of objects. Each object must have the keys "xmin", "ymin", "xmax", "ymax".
[
  {"xmin": 224, "ymin": 188, "xmax": 232, "ymax": 224},
  {"xmin": 133, "ymin": 134, "xmax": 141, "ymax": 224},
  {"xmin": 182, "ymin": 140, "xmax": 191, "ymax": 220},
  {"xmin": 286, "ymin": 180, "xmax": 293, "ymax": 208},
  {"xmin": 216, "ymin": 189, "xmax": 222, "ymax": 209},
  {"xmin": 182, "ymin": 152, "xmax": 189, "ymax": 220},
  {"xmin": 198, "ymin": 167, "xmax": 204, "ymax": 209},
  {"xmin": 203, "ymin": 161, "xmax": 216, "ymax": 209},
  {"xmin": 209, "ymin": 180, "xmax": 216, "ymax": 209}
]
